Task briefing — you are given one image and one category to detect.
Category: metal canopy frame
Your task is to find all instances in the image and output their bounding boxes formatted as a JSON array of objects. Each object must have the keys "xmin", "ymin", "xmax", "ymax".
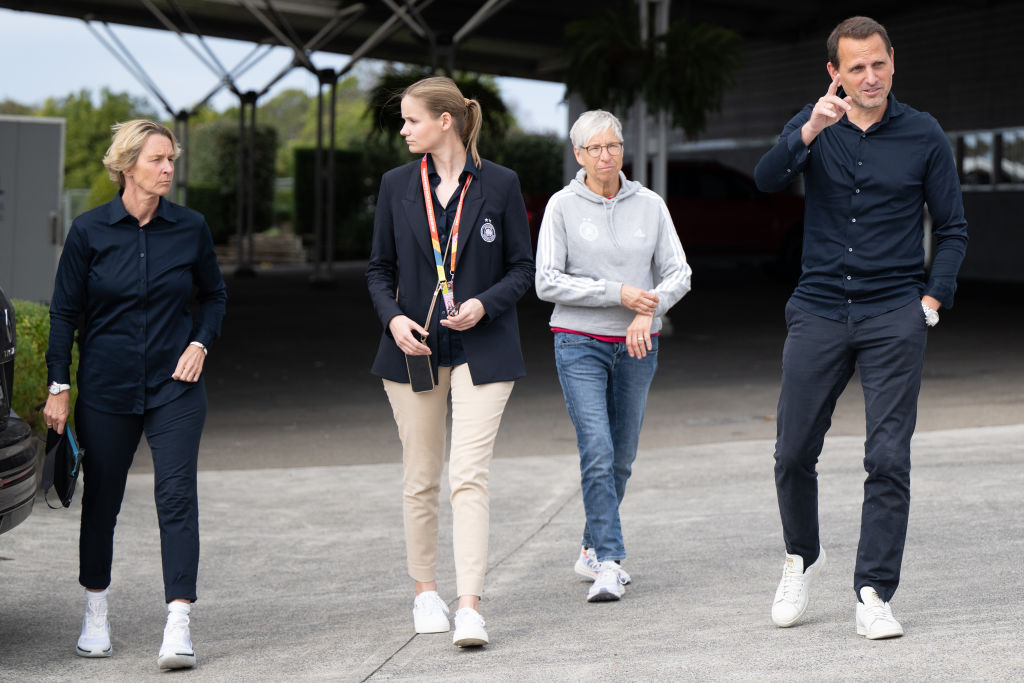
[
  {"xmin": 47, "ymin": 0, "xmax": 565, "ymax": 280},
  {"xmin": 2, "ymin": 0, "xmax": 951, "ymax": 278},
  {"xmin": 1, "ymin": 1, "xmax": 948, "ymax": 83}
]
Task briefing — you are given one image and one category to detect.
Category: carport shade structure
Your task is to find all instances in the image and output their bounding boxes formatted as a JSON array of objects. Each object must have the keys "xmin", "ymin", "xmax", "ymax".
[{"xmin": 0, "ymin": 0, "xmax": 948, "ymax": 277}]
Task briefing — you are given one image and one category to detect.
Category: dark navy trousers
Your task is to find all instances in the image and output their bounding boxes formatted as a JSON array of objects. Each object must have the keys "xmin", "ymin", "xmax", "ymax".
[
  {"xmin": 75, "ymin": 380, "xmax": 206, "ymax": 603},
  {"xmin": 773, "ymin": 300, "xmax": 928, "ymax": 602}
]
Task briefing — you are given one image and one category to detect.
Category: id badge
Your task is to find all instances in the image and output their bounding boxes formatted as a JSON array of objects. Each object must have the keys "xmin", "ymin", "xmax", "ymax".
[{"xmin": 442, "ymin": 281, "xmax": 457, "ymax": 317}]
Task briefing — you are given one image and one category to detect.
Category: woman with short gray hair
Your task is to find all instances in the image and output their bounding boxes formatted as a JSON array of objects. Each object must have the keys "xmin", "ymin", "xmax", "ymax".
[{"xmin": 535, "ymin": 109, "xmax": 691, "ymax": 603}]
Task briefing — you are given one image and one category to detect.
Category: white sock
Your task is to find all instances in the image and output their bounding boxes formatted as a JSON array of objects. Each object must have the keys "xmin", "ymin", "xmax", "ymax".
[
  {"xmin": 167, "ymin": 601, "xmax": 191, "ymax": 617},
  {"xmin": 85, "ymin": 588, "xmax": 108, "ymax": 604}
]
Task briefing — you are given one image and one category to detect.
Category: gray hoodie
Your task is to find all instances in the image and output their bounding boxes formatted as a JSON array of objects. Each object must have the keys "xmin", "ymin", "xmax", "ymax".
[{"xmin": 535, "ymin": 169, "xmax": 692, "ymax": 336}]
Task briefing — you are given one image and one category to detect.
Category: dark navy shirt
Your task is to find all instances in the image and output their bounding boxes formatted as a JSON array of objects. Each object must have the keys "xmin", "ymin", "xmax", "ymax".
[
  {"xmin": 754, "ymin": 92, "xmax": 968, "ymax": 322},
  {"xmin": 426, "ymin": 154, "xmax": 478, "ymax": 367},
  {"xmin": 46, "ymin": 193, "xmax": 227, "ymax": 414}
]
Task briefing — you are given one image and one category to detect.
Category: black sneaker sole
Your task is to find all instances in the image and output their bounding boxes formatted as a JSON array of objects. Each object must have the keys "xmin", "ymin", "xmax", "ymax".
[{"xmin": 587, "ymin": 590, "xmax": 622, "ymax": 603}]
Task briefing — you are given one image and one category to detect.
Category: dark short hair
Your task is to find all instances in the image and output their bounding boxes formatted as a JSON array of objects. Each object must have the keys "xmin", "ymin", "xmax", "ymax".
[{"xmin": 827, "ymin": 16, "xmax": 892, "ymax": 68}]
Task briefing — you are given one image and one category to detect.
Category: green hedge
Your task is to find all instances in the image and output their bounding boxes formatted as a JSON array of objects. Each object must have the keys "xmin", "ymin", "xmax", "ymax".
[
  {"xmin": 293, "ymin": 148, "xmax": 378, "ymax": 260},
  {"xmin": 187, "ymin": 122, "xmax": 278, "ymax": 244},
  {"xmin": 11, "ymin": 299, "xmax": 78, "ymax": 435},
  {"xmin": 290, "ymin": 133, "xmax": 563, "ymax": 260}
]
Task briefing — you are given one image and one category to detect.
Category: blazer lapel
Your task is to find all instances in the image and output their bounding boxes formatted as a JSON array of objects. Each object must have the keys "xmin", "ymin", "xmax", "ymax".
[
  {"xmin": 402, "ymin": 169, "xmax": 436, "ymax": 265},
  {"xmin": 453, "ymin": 175, "xmax": 484, "ymax": 268}
]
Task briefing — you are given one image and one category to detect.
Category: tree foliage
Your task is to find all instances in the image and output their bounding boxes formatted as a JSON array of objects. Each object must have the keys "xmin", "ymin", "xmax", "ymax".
[
  {"xmin": 187, "ymin": 121, "xmax": 278, "ymax": 243},
  {"xmin": 364, "ymin": 66, "xmax": 512, "ymax": 158},
  {"xmin": 37, "ymin": 88, "xmax": 157, "ymax": 194},
  {"xmin": 0, "ymin": 99, "xmax": 33, "ymax": 115},
  {"xmin": 230, "ymin": 78, "xmax": 371, "ymax": 178},
  {"xmin": 564, "ymin": 5, "xmax": 742, "ymax": 139}
]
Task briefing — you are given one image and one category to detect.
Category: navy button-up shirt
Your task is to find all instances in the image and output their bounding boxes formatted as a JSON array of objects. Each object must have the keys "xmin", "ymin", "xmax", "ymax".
[
  {"xmin": 46, "ymin": 193, "xmax": 227, "ymax": 414},
  {"xmin": 426, "ymin": 154, "xmax": 478, "ymax": 367},
  {"xmin": 754, "ymin": 92, "xmax": 968, "ymax": 322}
]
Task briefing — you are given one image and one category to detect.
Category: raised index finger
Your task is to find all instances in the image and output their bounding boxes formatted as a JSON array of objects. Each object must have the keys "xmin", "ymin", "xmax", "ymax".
[{"xmin": 826, "ymin": 72, "xmax": 841, "ymax": 96}]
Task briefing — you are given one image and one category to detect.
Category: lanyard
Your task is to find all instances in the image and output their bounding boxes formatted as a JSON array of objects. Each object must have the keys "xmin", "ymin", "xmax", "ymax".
[{"xmin": 420, "ymin": 155, "xmax": 472, "ymax": 315}]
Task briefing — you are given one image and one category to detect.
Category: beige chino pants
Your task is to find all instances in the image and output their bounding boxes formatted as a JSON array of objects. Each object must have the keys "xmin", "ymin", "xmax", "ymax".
[{"xmin": 383, "ymin": 363, "xmax": 514, "ymax": 598}]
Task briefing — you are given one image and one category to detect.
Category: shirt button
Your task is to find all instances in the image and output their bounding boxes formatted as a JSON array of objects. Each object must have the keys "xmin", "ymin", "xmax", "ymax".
[
  {"xmin": 857, "ymin": 161, "xmax": 863, "ymax": 166},
  {"xmin": 140, "ymin": 252, "xmax": 145, "ymax": 258},
  {"xmin": 848, "ymin": 299, "xmax": 853, "ymax": 303},
  {"xmin": 855, "ymin": 188, "xmax": 860, "ymax": 194},
  {"xmin": 861, "ymin": 134, "xmax": 866, "ymax": 138},
  {"xmin": 786, "ymin": 169, "xmax": 792, "ymax": 173},
  {"xmin": 851, "ymin": 218, "xmax": 857, "ymax": 223},
  {"xmin": 848, "ymin": 247, "xmax": 854, "ymax": 252},
  {"xmin": 847, "ymin": 275, "xmax": 852, "ymax": 280}
]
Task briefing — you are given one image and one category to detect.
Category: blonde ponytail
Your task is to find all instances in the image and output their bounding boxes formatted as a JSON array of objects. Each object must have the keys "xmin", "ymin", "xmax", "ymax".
[
  {"xmin": 402, "ymin": 76, "xmax": 484, "ymax": 166},
  {"xmin": 463, "ymin": 98, "xmax": 482, "ymax": 167}
]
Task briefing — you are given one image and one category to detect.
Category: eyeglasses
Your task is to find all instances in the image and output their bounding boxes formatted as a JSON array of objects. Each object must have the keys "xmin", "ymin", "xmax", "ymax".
[{"xmin": 581, "ymin": 142, "xmax": 623, "ymax": 158}]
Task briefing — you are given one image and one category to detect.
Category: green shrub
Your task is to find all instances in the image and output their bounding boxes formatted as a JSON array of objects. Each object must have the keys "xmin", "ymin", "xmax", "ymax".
[
  {"xmin": 11, "ymin": 299, "xmax": 79, "ymax": 435},
  {"xmin": 187, "ymin": 121, "xmax": 278, "ymax": 242},
  {"xmin": 185, "ymin": 184, "xmax": 234, "ymax": 244},
  {"xmin": 490, "ymin": 132, "xmax": 564, "ymax": 197},
  {"xmin": 293, "ymin": 148, "xmax": 375, "ymax": 260}
]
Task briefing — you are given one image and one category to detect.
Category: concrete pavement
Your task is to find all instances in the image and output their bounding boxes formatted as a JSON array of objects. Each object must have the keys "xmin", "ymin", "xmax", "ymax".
[
  {"xmin": 1, "ymin": 264, "xmax": 1022, "ymax": 681},
  {"xmin": 1, "ymin": 425, "xmax": 1022, "ymax": 681}
]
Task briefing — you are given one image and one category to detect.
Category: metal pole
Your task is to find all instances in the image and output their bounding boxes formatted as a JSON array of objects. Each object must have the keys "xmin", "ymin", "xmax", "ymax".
[
  {"xmin": 177, "ymin": 110, "xmax": 189, "ymax": 206},
  {"xmin": 247, "ymin": 93, "xmax": 257, "ymax": 270},
  {"xmin": 235, "ymin": 98, "xmax": 245, "ymax": 270},
  {"xmin": 633, "ymin": 0, "xmax": 649, "ymax": 186},
  {"xmin": 312, "ymin": 81, "xmax": 324, "ymax": 283},
  {"xmin": 326, "ymin": 73, "xmax": 338, "ymax": 280},
  {"xmin": 653, "ymin": 0, "xmax": 669, "ymax": 199}
]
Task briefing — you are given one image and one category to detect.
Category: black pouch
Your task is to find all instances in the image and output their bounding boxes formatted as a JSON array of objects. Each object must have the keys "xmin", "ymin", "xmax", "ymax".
[
  {"xmin": 405, "ymin": 282, "xmax": 442, "ymax": 393},
  {"xmin": 41, "ymin": 426, "xmax": 83, "ymax": 509}
]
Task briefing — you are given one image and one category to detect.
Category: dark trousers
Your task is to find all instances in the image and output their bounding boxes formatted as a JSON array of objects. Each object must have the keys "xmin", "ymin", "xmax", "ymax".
[
  {"xmin": 774, "ymin": 300, "xmax": 927, "ymax": 602},
  {"xmin": 75, "ymin": 381, "xmax": 207, "ymax": 602}
]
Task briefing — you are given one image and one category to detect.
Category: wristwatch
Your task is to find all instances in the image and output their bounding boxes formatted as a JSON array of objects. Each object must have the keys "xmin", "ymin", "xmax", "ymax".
[
  {"xmin": 48, "ymin": 382, "xmax": 71, "ymax": 395},
  {"xmin": 921, "ymin": 303, "xmax": 939, "ymax": 327}
]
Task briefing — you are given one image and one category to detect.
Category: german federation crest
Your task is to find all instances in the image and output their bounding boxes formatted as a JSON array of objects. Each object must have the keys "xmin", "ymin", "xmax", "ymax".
[{"xmin": 480, "ymin": 218, "xmax": 496, "ymax": 243}]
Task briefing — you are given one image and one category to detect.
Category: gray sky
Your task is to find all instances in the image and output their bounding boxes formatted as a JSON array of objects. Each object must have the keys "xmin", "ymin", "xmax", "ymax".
[{"xmin": 0, "ymin": 8, "xmax": 568, "ymax": 135}]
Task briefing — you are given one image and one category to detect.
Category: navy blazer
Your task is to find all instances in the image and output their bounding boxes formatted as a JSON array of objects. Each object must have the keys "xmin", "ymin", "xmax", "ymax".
[{"xmin": 366, "ymin": 157, "xmax": 535, "ymax": 385}]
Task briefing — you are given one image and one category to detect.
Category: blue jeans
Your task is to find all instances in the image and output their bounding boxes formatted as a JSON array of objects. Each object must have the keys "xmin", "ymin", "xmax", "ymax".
[{"xmin": 554, "ymin": 332, "xmax": 658, "ymax": 563}]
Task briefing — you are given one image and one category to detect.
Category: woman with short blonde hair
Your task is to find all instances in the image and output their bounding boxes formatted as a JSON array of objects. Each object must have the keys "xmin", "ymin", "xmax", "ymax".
[
  {"xmin": 102, "ymin": 119, "xmax": 182, "ymax": 188},
  {"xmin": 45, "ymin": 119, "xmax": 225, "ymax": 670}
]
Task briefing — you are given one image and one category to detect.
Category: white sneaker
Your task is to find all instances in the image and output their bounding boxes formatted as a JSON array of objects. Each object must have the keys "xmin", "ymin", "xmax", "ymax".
[
  {"xmin": 856, "ymin": 586, "xmax": 904, "ymax": 640},
  {"xmin": 574, "ymin": 547, "xmax": 631, "ymax": 585},
  {"xmin": 157, "ymin": 602, "xmax": 196, "ymax": 670},
  {"xmin": 771, "ymin": 546, "xmax": 826, "ymax": 627},
  {"xmin": 587, "ymin": 561, "xmax": 626, "ymax": 602},
  {"xmin": 76, "ymin": 594, "xmax": 112, "ymax": 658},
  {"xmin": 413, "ymin": 590, "xmax": 450, "ymax": 634},
  {"xmin": 452, "ymin": 607, "xmax": 488, "ymax": 647}
]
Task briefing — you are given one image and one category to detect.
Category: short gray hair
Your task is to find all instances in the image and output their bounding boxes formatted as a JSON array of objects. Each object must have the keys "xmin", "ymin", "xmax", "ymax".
[{"xmin": 569, "ymin": 110, "xmax": 623, "ymax": 149}]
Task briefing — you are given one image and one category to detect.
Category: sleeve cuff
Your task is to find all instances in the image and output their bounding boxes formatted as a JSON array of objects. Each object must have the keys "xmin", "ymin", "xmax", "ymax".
[{"xmin": 604, "ymin": 281, "xmax": 623, "ymax": 307}]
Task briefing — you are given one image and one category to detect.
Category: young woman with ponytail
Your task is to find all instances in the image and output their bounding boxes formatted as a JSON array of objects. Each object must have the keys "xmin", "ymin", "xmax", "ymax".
[{"xmin": 366, "ymin": 76, "xmax": 534, "ymax": 647}]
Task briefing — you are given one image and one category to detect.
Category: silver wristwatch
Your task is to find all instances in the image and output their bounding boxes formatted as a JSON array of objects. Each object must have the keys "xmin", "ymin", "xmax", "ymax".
[
  {"xmin": 921, "ymin": 303, "xmax": 939, "ymax": 327},
  {"xmin": 48, "ymin": 381, "xmax": 71, "ymax": 395}
]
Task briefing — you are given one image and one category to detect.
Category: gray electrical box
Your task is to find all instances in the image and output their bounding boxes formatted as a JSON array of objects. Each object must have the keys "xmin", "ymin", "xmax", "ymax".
[{"xmin": 0, "ymin": 115, "xmax": 65, "ymax": 302}]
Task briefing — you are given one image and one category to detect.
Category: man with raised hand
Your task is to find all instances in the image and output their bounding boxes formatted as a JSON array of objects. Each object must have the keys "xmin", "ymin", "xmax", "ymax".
[{"xmin": 754, "ymin": 15, "xmax": 968, "ymax": 639}]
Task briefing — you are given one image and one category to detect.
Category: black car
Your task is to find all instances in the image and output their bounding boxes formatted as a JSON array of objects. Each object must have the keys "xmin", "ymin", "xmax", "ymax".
[{"xmin": 0, "ymin": 284, "xmax": 36, "ymax": 535}]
